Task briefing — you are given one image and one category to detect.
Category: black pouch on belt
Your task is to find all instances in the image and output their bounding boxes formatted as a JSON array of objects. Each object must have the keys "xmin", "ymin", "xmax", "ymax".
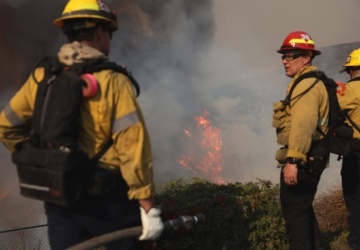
[
  {"xmin": 305, "ymin": 140, "xmax": 329, "ymax": 175},
  {"xmin": 12, "ymin": 141, "xmax": 94, "ymax": 206},
  {"xmin": 12, "ymin": 139, "xmax": 114, "ymax": 206}
]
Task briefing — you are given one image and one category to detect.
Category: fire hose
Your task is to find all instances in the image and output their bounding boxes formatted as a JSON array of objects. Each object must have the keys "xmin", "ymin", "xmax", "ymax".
[{"xmin": 67, "ymin": 213, "xmax": 205, "ymax": 250}]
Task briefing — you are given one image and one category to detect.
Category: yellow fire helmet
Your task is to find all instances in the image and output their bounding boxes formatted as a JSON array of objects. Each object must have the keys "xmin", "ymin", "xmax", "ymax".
[
  {"xmin": 53, "ymin": 0, "xmax": 118, "ymax": 31},
  {"xmin": 340, "ymin": 48, "xmax": 360, "ymax": 73}
]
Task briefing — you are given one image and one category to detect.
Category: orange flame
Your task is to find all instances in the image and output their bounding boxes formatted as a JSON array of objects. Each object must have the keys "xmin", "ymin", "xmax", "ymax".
[{"xmin": 178, "ymin": 110, "xmax": 224, "ymax": 184}]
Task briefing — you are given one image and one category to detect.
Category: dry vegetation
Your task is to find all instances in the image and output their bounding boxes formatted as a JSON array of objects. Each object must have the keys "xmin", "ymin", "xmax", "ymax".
[{"xmin": 314, "ymin": 184, "xmax": 349, "ymax": 232}]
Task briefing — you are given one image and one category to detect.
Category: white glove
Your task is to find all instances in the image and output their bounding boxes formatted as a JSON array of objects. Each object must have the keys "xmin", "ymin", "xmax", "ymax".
[{"xmin": 139, "ymin": 207, "xmax": 164, "ymax": 241}]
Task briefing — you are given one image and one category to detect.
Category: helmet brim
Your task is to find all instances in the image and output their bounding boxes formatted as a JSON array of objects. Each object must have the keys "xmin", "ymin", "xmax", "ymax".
[
  {"xmin": 339, "ymin": 68, "xmax": 347, "ymax": 73},
  {"xmin": 54, "ymin": 13, "xmax": 118, "ymax": 31},
  {"xmin": 277, "ymin": 47, "xmax": 321, "ymax": 55}
]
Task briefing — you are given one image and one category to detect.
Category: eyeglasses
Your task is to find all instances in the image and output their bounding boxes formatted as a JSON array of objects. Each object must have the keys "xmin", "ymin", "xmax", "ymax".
[{"xmin": 281, "ymin": 54, "xmax": 306, "ymax": 61}]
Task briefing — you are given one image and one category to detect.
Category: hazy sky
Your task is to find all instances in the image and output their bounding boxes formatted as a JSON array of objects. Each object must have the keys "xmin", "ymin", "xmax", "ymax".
[
  {"xmin": 0, "ymin": 0, "xmax": 359, "ymax": 229},
  {"xmin": 214, "ymin": 0, "xmax": 360, "ymax": 49}
]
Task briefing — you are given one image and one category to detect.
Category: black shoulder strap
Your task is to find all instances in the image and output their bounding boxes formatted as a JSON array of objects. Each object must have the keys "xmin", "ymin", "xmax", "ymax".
[
  {"xmin": 31, "ymin": 57, "xmax": 63, "ymax": 84},
  {"xmin": 284, "ymin": 71, "xmax": 320, "ymax": 107},
  {"xmin": 31, "ymin": 57, "xmax": 140, "ymax": 97},
  {"xmin": 92, "ymin": 138, "xmax": 114, "ymax": 161},
  {"xmin": 348, "ymin": 76, "xmax": 360, "ymax": 83},
  {"xmin": 345, "ymin": 112, "xmax": 360, "ymax": 133},
  {"xmin": 84, "ymin": 61, "xmax": 141, "ymax": 159},
  {"xmin": 85, "ymin": 61, "xmax": 141, "ymax": 97}
]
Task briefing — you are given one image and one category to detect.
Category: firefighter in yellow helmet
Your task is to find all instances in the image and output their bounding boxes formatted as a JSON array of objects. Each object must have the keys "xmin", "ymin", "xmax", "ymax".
[
  {"xmin": 0, "ymin": 0, "xmax": 163, "ymax": 249},
  {"xmin": 336, "ymin": 48, "xmax": 360, "ymax": 249},
  {"xmin": 272, "ymin": 31, "xmax": 329, "ymax": 249}
]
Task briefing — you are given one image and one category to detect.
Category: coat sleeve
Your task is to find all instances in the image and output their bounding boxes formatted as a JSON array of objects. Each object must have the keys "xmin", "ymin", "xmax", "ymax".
[
  {"xmin": 0, "ymin": 69, "xmax": 41, "ymax": 152},
  {"xmin": 287, "ymin": 78, "xmax": 325, "ymax": 161},
  {"xmin": 110, "ymin": 73, "xmax": 156, "ymax": 200}
]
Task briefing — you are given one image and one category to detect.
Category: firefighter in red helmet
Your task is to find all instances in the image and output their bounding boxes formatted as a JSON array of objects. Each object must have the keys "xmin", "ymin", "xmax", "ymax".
[
  {"xmin": 0, "ymin": 0, "xmax": 163, "ymax": 249},
  {"xmin": 272, "ymin": 31, "xmax": 329, "ymax": 249}
]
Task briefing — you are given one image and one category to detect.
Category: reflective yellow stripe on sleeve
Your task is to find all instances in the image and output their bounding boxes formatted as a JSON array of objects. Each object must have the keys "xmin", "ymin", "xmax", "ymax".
[
  {"xmin": 112, "ymin": 111, "xmax": 140, "ymax": 134},
  {"xmin": 3, "ymin": 104, "xmax": 24, "ymax": 126}
]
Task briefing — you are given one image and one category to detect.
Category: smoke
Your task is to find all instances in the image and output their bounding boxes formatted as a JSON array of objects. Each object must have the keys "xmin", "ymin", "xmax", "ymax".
[
  {"xmin": 0, "ymin": 0, "xmax": 216, "ymax": 228},
  {"xmin": 1, "ymin": 0, "xmax": 360, "ymax": 229},
  {"xmin": 0, "ymin": 0, "xmax": 26, "ymax": 8},
  {"xmin": 0, "ymin": 0, "xmax": 65, "ymax": 95},
  {"xmin": 110, "ymin": 0, "xmax": 217, "ymax": 182}
]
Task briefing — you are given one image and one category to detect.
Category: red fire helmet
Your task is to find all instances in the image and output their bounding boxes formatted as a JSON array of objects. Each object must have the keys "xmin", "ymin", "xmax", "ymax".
[{"xmin": 277, "ymin": 31, "xmax": 321, "ymax": 55}]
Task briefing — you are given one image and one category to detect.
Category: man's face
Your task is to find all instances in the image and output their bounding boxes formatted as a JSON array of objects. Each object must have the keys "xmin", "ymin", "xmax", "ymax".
[
  {"xmin": 281, "ymin": 51, "xmax": 309, "ymax": 77},
  {"xmin": 346, "ymin": 67, "xmax": 357, "ymax": 80}
]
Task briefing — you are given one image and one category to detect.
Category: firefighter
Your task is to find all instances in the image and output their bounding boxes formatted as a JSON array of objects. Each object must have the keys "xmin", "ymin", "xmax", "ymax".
[
  {"xmin": 0, "ymin": 0, "xmax": 163, "ymax": 249},
  {"xmin": 272, "ymin": 31, "xmax": 329, "ymax": 250},
  {"xmin": 336, "ymin": 48, "xmax": 360, "ymax": 250}
]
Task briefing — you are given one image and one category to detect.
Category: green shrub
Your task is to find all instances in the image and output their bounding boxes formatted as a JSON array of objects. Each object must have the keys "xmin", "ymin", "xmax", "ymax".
[
  {"xmin": 148, "ymin": 178, "xmax": 288, "ymax": 250},
  {"xmin": 146, "ymin": 178, "xmax": 350, "ymax": 250},
  {"xmin": 247, "ymin": 180, "xmax": 288, "ymax": 250}
]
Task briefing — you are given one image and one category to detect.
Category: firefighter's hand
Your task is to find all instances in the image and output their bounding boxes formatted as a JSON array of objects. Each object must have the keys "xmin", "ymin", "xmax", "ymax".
[
  {"xmin": 139, "ymin": 207, "xmax": 164, "ymax": 241},
  {"xmin": 283, "ymin": 163, "xmax": 298, "ymax": 185}
]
